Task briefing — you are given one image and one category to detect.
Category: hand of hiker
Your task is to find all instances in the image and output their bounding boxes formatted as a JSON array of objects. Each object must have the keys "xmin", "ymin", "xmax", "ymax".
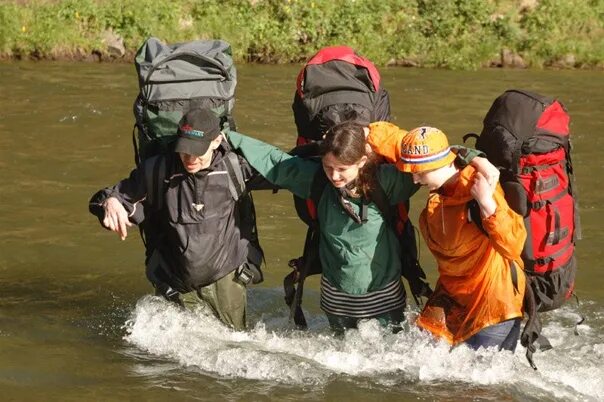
[
  {"xmin": 471, "ymin": 156, "xmax": 499, "ymax": 190},
  {"xmin": 471, "ymin": 172, "xmax": 497, "ymax": 217},
  {"xmin": 102, "ymin": 197, "xmax": 132, "ymax": 240}
]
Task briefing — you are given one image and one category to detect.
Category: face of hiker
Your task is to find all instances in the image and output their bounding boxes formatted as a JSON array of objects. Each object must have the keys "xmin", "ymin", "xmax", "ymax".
[
  {"xmin": 178, "ymin": 135, "xmax": 222, "ymax": 174},
  {"xmin": 412, "ymin": 165, "xmax": 453, "ymax": 191},
  {"xmin": 179, "ymin": 152, "xmax": 209, "ymax": 174},
  {"xmin": 322, "ymin": 151, "xmax": 367, "ymax": 188}
]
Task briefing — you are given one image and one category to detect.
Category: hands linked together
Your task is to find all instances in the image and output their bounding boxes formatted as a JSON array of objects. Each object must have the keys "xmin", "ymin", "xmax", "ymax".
[
  {"xmin": 471, "ymin": 171, "xmax": 498, "ymax": 218},
  {"xmin": 469, "ymin": 156, "xmax": 499, "ymax": 217},
  {"xmin": 472, "ymin": 156, "xmax": 500, "ymax": 190},
  {"xmin": 102, "ymin": 197, "xmax": 132, "ymax": 240},
  {"xmin": 471, "ymin": 171, "xmax": 495, "ymax": 198}
]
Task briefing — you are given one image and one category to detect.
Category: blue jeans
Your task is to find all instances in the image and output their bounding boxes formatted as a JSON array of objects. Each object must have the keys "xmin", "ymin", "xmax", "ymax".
[{"xmin": 464, "ymin": 318, "xmax": 521, "ymax": 352}]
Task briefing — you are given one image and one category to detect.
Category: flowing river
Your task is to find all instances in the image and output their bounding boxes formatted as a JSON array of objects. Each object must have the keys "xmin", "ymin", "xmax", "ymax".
[{"xmin": 0, "ymin": 62, "xmax": 603, "ymax": 401}]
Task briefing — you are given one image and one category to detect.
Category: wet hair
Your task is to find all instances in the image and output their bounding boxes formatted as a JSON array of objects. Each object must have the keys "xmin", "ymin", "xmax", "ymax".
[{"xmin": 320, "ymin": 120, "xmax": 378, "ymax": 198}]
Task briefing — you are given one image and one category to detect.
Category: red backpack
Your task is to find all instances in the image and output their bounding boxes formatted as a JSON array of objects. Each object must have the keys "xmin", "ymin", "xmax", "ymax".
[
  {"xmin": 465, "ymin": 90, "xmax": 581, "ymax": 367},
  {"xmin": 466, "ymin": 89, "xmax": 580, "ymax": 312}
]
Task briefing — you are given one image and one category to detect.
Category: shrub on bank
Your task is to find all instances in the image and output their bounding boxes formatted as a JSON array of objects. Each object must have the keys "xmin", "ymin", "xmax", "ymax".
[{"xmin": 0, "ymin": 0, "xmax": 602, "ymax": 69}]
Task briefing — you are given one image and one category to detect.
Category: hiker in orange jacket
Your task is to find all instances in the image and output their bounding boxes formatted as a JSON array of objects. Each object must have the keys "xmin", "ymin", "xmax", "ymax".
[{"xmin": 368, "ymin": 123, "xmax": 527, "ymax": 351}]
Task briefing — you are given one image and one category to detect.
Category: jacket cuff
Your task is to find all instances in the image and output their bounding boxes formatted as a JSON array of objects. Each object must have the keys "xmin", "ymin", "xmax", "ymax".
[
  {"xmin": 451, "ymin": 146, "xmax": 486, "ymax": 168},
  {"xmin": 481, "ymin": 204, "xmax": 504, "ymax": 230}
]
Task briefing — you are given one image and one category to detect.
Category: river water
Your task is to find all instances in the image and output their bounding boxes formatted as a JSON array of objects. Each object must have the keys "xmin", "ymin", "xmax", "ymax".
[{"xmin": 0, "ymin": 62, "xmax": 603, "ymax": 401}]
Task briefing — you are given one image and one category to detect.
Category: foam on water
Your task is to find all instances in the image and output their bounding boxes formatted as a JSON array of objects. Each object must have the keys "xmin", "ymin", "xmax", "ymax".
[{"xmin": 124, "ymin": 293, "xmax": 603, "ymax": 401}]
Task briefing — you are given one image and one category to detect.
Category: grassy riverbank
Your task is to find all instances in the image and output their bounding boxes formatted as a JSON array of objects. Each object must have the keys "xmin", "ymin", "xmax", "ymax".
[{"xmin": 1, "ymin": 0, "xmax": 602, "ymax": 69}]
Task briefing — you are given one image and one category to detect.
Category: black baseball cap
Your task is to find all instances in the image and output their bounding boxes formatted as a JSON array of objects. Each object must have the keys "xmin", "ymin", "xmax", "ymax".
[{"xmin": 174, "ymin": 109, "xmax": 222, "ymax": 156}]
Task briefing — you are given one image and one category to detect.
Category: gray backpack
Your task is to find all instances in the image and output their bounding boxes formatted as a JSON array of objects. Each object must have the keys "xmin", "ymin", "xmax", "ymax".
[
  {"xmin": 133, "ymin": 37, "xmax": 237, "ymax": 164},
  {"xmin": 131, "ymin": 38, "xmax": 264, "ymax": 286}
]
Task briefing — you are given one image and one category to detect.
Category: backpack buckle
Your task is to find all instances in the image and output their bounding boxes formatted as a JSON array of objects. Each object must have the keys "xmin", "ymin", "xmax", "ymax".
[{"xmin": 235, "ymin": 263, "xmax": 254, "ymax": 285}]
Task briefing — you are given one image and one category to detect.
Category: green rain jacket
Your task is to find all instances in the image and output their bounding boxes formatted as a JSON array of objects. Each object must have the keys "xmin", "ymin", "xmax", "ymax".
[{"xmin": 227, "ymin": 131, "xmax": 418, "ymax": 295}]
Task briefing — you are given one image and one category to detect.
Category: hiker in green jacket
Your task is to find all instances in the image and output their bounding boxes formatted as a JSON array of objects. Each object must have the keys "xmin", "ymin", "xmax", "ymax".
[{"xmin": 227, "ymin": 121, "xmax": 496, "ymax": 333}]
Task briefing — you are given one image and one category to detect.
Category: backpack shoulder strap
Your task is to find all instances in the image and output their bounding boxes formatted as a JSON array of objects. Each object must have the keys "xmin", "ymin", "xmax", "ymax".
[
  {"xmin": 223, "ymin": 151, "xmax": 246, "ymax": 201},
  {"xmin": 467, "ymin": 199, "xmax": 487, "ymax": 235},
  {"xmin": 308, "ymin": 167, "xmax": 330, "ymax": 222},
  {"xmin": 370, "ymin": 174, "xmax": 433, "ymax": 305},
  {"xmin": 144, "ymin": 155, "xmax": 167, "ymax": 211},
  {"xmin": 285, "ymin": 167, "xmax": 329, "ymax": 329},
  {"xmin": 467, "ymin": 199, "xmax": 523, "ymax": 293},
  {"xmin": 132, "ymin": 123, "xmax": 141, "ymax": 166},
  {"xmin": 369, "ymin": 178, "xmax": 394, "ymax": 223}
]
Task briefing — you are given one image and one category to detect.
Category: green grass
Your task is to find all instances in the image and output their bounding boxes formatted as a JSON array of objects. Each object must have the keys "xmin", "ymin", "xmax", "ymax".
[{"xmin": 0, "ymin": 0, "xmax": 602, "ymax": 69}]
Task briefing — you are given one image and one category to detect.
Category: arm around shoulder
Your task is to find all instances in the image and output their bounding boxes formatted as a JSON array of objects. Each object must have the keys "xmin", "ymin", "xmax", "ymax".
[
  {"xmin": 88, "ymin": 164, "xmax": 149, "ymax": 238},
  {"xmin": 226, "ymin": 130, "xmax": 318, "ymax": 198},
  {"xmin": 376, "ymin": 164, "xmax": 420, "ymax": 204},
  {"xmin": 366, "ymin": 122, "xmax": 408, "ymax": 164}
]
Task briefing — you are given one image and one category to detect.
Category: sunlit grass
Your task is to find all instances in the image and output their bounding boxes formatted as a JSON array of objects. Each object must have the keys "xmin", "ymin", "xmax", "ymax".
[{"xmin": 0, "ymin": 0, "xmax": 602, "ymax": 69}]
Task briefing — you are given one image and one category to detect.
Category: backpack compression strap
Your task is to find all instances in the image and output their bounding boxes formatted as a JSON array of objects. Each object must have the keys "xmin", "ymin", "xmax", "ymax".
[
  {"xmin": 144, "ymin": 155, "xmax": 167, "ymax": 211},
  {"xmin": 285, "ymin": 168, "xmax": 330, "ymax": 329},
  {"xmin": 138, "ymin": 155, "xmax": 167, "ymax": 250},
  {"xmin": 223, "ymin": 151, "xmax": 246, "ymax": 201}
]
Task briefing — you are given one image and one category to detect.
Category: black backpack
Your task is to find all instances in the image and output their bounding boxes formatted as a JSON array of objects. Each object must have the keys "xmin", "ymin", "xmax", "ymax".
[
  {"xmin": 131, "ymin": 37, "xmax": 263, "ymax": 284},
  {"xmin": 465, "ymin": 89, "xmax": 581, "ymax": 368},
  {"xmin": 292, "ymin": 45, "xmax": 390, "ymax": 144}
]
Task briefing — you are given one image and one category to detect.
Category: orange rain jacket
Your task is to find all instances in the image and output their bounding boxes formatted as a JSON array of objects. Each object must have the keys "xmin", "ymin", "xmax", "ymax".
[{"xmin": 368, "ymin": 122, "xmax": 527, "ymax": 344}]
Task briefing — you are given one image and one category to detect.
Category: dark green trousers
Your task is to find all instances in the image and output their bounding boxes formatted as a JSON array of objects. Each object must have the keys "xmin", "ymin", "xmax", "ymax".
[{"xmin": 180, "ymin": 270, "xmax": 247, "ymax": 331}]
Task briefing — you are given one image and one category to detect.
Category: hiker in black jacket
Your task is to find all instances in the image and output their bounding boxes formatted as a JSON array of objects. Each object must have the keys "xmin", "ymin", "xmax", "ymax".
[{"xmin": 89, "ymin": 109, "xmax": 262, "ymax": 330}]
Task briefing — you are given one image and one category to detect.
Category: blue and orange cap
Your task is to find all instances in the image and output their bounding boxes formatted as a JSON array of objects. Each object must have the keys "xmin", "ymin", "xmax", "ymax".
[{"xmin": 396, "ymin": 126, "xmax": 456, "ymax": 173}]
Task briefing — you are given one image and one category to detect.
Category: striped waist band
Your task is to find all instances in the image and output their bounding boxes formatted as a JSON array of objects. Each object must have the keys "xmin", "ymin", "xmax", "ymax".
[{"xmin": 320, "ymin": 276, "xmax": 406, "ymax": 318}]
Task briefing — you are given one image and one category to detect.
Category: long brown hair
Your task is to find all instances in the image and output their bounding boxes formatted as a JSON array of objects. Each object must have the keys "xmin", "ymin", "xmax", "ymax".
[{"xmin": 320, "ymin": 121, "xmax": 378, "ymax": 198}]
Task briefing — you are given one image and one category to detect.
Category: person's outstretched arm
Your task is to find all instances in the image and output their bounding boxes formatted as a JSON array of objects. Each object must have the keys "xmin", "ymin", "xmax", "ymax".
[
  {"xmin": 89, "ymin": 165, "xmax": 148, "ymax": 240},
  {"xmin": 367, "ymin": 122, "xmax": 500, "ymax": 187},
  {"xmin": 226, "ymin": 131, "xmax": 320, "ymax": 199}
]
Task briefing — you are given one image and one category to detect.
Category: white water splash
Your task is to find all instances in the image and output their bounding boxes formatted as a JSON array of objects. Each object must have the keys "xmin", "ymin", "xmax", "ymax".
[
  {"xmin": 59, "ymin": 114, "xmax": 78, "ymax": 122},
  {"xmin": 124, "ymin": 294, "xmax": 604, "ymax": 401}
]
